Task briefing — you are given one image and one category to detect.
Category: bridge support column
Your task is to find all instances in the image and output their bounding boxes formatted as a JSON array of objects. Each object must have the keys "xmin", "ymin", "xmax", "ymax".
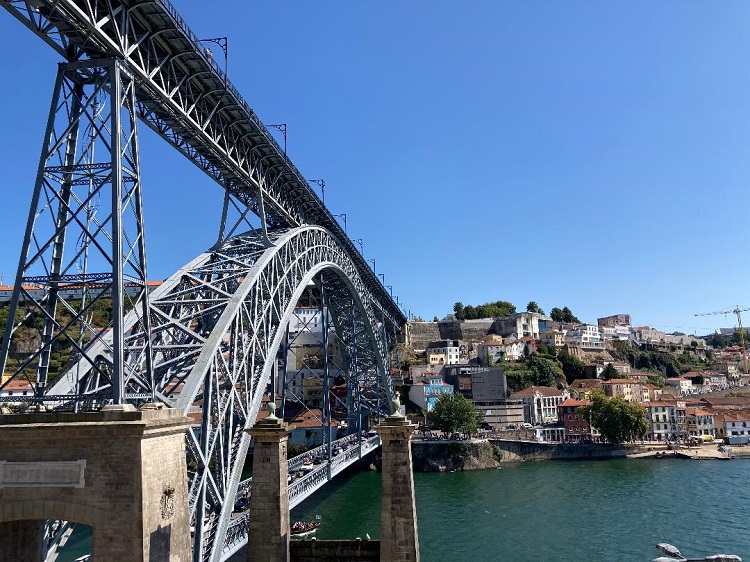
[
  {"xmin": 375, "ymin": 415, "xmax": 420, "ymax": 562},
  {"xmin": 246, "ymin": 414, "xmax": 292, "ymax": 562},
  {"xmin": 0, "ymin": 406, "xmax": 192, "ymax": 561}
]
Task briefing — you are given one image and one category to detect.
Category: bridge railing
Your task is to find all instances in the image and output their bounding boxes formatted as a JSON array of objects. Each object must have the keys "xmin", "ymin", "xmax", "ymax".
[{"xmin": 154, "ymin": 0, "xmax": 325, "ymax": 212}]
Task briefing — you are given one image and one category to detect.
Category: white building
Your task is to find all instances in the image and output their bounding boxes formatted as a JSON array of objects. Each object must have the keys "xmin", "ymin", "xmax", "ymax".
[
  {"xmin": 645, "ymin": 402, "xmax": 678, "ymax": 441},
  {"xmin": 509, "ymin": 386, "xmax": 570, "ymax": 425},
  {"xmin": 0, "ymin": 379, "xmax": 34, "ymax": 399},
  {"xmin": 492, "ymin": 312, "xmax": 552, "ymax": 339},
  {"xmin": 564, "ymin": 324, "xmax": 604, "ymax": 350},
  {"xmin": 665, "ymin": 377, "xmax": 693, "ymax": 396},
  {"xmin": 425, "ymin": 340, "xmax": 461, "ymax": 365}
]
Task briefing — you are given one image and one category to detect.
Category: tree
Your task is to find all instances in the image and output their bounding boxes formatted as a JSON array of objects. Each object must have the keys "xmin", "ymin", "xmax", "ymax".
[
  {"xmin": 550, "ymin": 306, "xmax": 579, "ymax": 323},
  {"xmin": 600, "ymin": 363, "xmax": 619, "ymax": 381},
  {"xmin": 453, "ymin": 302, "xmax": 465, "ymax": 321},
  {"xmin": 579, "ymin": 392, "xmax": 648, "ymax": 444},
  {"xmin": 430, "ymin": 393, "xmax": 482, "ymax": 435},
  {"xmin": 432, "ymin": 316, "xmax": 439, "ymax": 322},
  {"xmin": 526, "ymin": 301, "xmax": 544, "ymax": 315},
  {"xmin": 535, "ymin": 340, "xmax": 556, "ymax": 357},
  {"xmin": 412, "ymin": 315, "xmax": 425, "ymax": 322},
  {"xmin": 529, "ymin": 356, "xmax": 563, "ymax": 387},
  {"xmin": 558, "ymin": 351, "xmax": 585, "ymax": 383}
]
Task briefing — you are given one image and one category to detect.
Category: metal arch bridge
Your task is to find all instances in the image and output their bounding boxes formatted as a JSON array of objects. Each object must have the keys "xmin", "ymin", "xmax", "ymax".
[{"xmin": 0, "ymin": 1, "xmax": 407, "ymax": 561}]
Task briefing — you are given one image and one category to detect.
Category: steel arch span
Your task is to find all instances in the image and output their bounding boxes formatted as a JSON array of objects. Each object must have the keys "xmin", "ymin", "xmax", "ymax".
[{"xmin": 48, "ymin": 225, "xmax": 401, "ymax": 561}]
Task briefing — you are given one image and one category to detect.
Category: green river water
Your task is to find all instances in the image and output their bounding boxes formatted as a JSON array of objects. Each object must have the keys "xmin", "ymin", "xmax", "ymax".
[
  {"xmin": 59, "ymin": 457, "xmax": 750, "ymax": 561},
  {"xmin": 291, "ymin": 458, "xmax": 750, "ymax": 562}
]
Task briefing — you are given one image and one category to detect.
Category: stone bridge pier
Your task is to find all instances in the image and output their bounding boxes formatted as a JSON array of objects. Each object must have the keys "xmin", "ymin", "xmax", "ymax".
[{"xmin": 0, "ymin": 405, "xmax": 193, "ymax": 561}]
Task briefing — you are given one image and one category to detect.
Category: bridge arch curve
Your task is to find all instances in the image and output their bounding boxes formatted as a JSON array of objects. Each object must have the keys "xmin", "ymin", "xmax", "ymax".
[{"xmin": 49, "ymin": 225, "xmax": 401, "ymax": 561}]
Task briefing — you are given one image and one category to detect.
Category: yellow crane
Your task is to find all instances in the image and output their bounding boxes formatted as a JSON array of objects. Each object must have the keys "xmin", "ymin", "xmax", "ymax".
[{"xmin": 695, "ymin": 306, "xmax": 750, "ymax": 373}]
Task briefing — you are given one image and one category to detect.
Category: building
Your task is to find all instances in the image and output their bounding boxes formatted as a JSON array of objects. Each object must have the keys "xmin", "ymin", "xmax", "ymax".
[
  {"xmin": 408, "ymin": 373, "xmax": 454, "ymax": 412},
  {"xmin": 564, "ymin": 324, "xmax": 604, "ymax": 350},
  {"xmin": 600, "ymin": 379, "xmax": 646, "ymax": 403},
  {"xmin": 645, "ymin": 402, "xmax": 678, "ymax": 441},
  {"xmin": 425, "ymin": 340, "xmax": 462, "ymax": 366},
  {"xmin": 476, "ymin": 339, "xmax": 534, "ymax": 365},
  {"xmin": 597, "ymin": 314, "xmax": 631, "ymax": 328},
  {"xmin": 442, "ymin": 364, "xmax": 505, "ymax": 399},
  {"xmin": 0, "ymin": 281, "xmax": 162, "ymax": 302},
  {"xmin": 491, "ymin": 312, "xmax": 552, "ymax": 339},
  {"xmin": 474, "ymin": 399, "xmax": 524, "ymax": 429},
  {"xmin": 509, "ymin": 386, "xmax": 570, "ymax": 425},
  {"xmin": 540, "ymin": 329, "xmax": 566, "ymax": 349},
  {"xmin": 686, "ymin": 407, "xmax": 715, "ymax": 439},
  {"xmin": 558, "ymin": 398, "xmax": 593, "ymax": 441},
  {"xmin": 0, "ymin": 379, "xmax": 33, "ymax": 399},
  {"xmin": 470, "ymin": 368, "xmax": 507, "ymax": 402},
  {"xmin": 665, "ymin": 377, "xmax": 693, "ymax": 396},
  {"xmin": 569, "ymin": 379, "xmax": 603, "ymax": 399},
  {"xmin": 288, "ymin": 408, "xmax": 341, "ymax": 447}
]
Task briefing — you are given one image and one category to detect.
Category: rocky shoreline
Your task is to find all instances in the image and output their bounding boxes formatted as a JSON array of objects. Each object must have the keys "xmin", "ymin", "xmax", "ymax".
[{"xmin": 410, "ymin": 439, "xmax": 630, "ymax": 472}]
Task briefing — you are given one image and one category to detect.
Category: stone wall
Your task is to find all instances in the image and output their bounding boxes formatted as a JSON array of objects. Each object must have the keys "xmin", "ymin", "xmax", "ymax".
[
  {"xmin": 411, "ymin": 441, "xmax": 499, "ymax": 472},
  {"xmin": 290, "ymin": 540, "xmax": 380, "ymax": 561},
  {"xmin": 408, "ymin": 320, "xmax": 496, "ymax": 351},
  {"xmin": 410, "ymin": 439, "xmax": 630, "ymax": 471},
  {"xmin": 490, "ymin": 439, "xmax": 629, "ymax": 462},
  {"xmin": 0, "ymin": 407, "xmax": 192, "ymax": 562}
]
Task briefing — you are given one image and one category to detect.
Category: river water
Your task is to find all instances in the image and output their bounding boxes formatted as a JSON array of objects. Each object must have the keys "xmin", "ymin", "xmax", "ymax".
[
  {"xmin": 291, "ymin": 458, "xmax": 750, "ymax": 561},
  {"xmin": 58, "ymin": 457, "xmax": 750, "ymax": 561}
]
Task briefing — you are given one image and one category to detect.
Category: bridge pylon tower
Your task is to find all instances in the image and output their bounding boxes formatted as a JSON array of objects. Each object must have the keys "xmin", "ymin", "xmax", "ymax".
[{"xmin": 0, "ymin": 58, "xmax": 153, "ymax": 406}]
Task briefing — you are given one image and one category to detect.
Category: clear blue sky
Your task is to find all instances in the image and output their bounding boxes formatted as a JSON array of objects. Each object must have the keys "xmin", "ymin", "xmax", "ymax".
[{"xmin": 1, "ymin": 1, "xmax": 749, "ymax": 335}]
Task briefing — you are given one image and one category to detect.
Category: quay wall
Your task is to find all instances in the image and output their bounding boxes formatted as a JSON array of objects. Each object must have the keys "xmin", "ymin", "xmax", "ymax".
[
  {"xmin": 408, "ymin": 320, "xmax": 496, "ymax": 351},
  {"xmin": 290, "ymin": 539, "xmax": 380, "ymax": 561},
  {"xmin": 411, "ymin": 440, "xmax": 630, "ymax": 471}
]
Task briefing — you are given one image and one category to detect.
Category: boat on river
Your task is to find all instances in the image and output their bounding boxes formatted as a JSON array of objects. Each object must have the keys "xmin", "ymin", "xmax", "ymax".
[{"xmin": 291, "ymin": 521, "xmax": 320, "ymax": 538}]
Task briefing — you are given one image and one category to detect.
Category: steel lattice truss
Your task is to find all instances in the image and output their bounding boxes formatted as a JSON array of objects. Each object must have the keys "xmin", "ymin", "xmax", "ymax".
[
  {"xmin": 0, "ymin": 0, "xmax": 401, "ymax": 319},
  {"xmin": 46, "ymin": 226, "xmax": 400, "ymax": 561},
  {"xmin": 0, "ymin": 58, "xmax": 153, "ymax": 401},
  {"xmin": 0, "ymin": 2, "xmax": 406, "ymax": 561}
]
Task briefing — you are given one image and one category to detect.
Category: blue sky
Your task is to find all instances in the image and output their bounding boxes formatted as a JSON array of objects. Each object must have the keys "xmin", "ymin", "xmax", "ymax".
[{"xmin": 1, "ymin": 1, "xmax": 749, "ymax": 335}]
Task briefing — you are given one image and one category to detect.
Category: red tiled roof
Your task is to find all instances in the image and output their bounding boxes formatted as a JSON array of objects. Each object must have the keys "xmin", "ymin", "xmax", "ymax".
[
  {"xmin": 512, "ymin": 386, "xmax": 563, "ymax": 397},
  {"xmin": 559, "ymin": 398, "xmax": 590, "ymax": 407}
]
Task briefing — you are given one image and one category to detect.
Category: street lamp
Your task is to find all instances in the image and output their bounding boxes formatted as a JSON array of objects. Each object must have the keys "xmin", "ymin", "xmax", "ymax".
[
  {"xmin": 199, "ymin": 37, "xmax": 228, "ymax": 82},
  {"xmin": 310, "ymin": 179, "xmax": 325, "ymax": 204},
  {"xmin": 378, "ymin": 273, "xmax": 385, "ymax": 284},
  {"xmin": 267, "ymin": 123, "xmax": 287, "ymax": 154},
  {"xmin": 386, "ymin": 285, "xmax": 392, "ymax": 296},
  {"xmin": 333, "ymin": 213, "xmax": 347, "ymax": 231},
  {"xmin": 368, "ymin": 259, "xmax": 375, "ymax": 272},
  {"xmin": 354, "ymin": 239, "xmax": 363, "ymax": 254}
]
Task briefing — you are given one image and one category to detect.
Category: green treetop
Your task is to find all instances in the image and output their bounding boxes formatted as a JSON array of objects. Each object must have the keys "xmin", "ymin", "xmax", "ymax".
[
  {"xmin": 579, "ymin": 392, "xmax": 648, "ymax": 444},
  {"xmin": 429, "ymin": 393, "xmax": 482, "ymax": 435}
]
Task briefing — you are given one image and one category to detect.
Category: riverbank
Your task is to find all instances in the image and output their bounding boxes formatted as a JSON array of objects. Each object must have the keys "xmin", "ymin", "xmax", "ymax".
[
  {"xmin": 409, "ymin": 439, "xmax": 750, "ymax": 471},
  {"xmin": 410, "ymin": 439, "xmax": 631, "ymax": 471}
]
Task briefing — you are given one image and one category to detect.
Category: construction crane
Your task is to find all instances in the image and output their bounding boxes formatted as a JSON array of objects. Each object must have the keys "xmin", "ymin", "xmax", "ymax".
[{"xmin": 695, "ymin": 306, "xmax": 750, "ymax": 373}]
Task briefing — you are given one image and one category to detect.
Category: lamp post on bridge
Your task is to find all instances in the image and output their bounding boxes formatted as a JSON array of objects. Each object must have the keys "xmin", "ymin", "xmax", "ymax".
[
  {"xmin": 378, "ymin": 273, "xmax": 385, "ymax": 284},
  {"xmin": 354, "ymin": 239, "xmax": 363, "ymax": 254},
  {"xmin": 368, "ymin": 259, "xmax": 375, "ymax": 272},
  {"xmin": 333, "ymin": 213, "xmax": 347, "ymax": 231},
  {"xmin": 386, "ymin": 285, "xmax": 393, "ymax": 297},
  {"xmin": 267, "ymin": 123, "xmax": 287, "ymax": 155},
  {"xmin": 199, "ymin": 36, "xmax": 228, "ymax": 82},
  {"xmin": 310, "ymin": 179, "xmax": 325, "ymax": 204}
]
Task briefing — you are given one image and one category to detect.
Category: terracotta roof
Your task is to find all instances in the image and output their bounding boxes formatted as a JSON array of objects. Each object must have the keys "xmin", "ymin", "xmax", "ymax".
[
  {"xmin": 569, "ymin": 379, "xmax": 602, "ymax": 389},
  {"xmin": 1, "ymin": 380, "xmax": 33, "ymax": 391},
  {"xmin": 511, "ymin": 386, "xmax": 563, "ymax": 398},
  {"xmin": 290, "ymin": 409, "xmax": 340, "ymax": 429},
  {"xmin": 559, "ymin": 398, "xmax": 590, "ymax": 407}
]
